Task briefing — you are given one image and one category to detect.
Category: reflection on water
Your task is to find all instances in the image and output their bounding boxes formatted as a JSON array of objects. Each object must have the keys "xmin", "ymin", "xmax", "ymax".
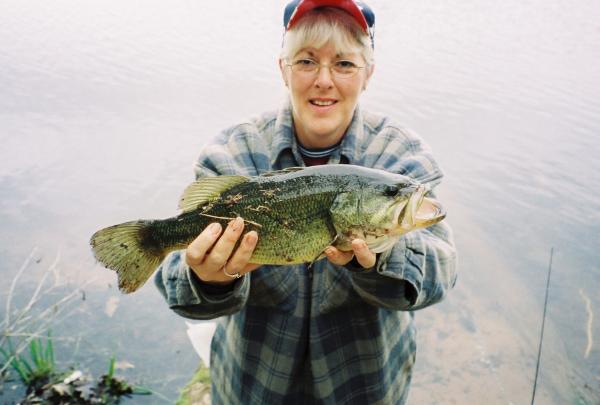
[{"xmin": 1, "ymin": 0, "xmax": 599, "ymax": 403}]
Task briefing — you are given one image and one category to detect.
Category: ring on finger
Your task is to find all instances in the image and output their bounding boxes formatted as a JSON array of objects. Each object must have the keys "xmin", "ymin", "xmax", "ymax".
[{"xmin": 222, "ymin": 263, "xmax": 242, "ymax": 279}]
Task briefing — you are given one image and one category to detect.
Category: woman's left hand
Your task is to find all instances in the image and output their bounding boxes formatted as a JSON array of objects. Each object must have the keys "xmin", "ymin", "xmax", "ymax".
[{"xmin": 324, "ymin": 239, "xmax": 377, "ymax": 269}]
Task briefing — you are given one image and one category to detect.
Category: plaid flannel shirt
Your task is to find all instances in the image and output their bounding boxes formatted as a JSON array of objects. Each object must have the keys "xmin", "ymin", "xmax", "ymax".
[{"xmin": 155, "ymin": 100, "xmax": 457, "ymax": 404}]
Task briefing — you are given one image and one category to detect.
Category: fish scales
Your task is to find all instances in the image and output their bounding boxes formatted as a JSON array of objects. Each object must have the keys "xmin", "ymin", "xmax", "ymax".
[{"xmin": 152, "ymin": 174, "xmax": 344, "ymax": 264}]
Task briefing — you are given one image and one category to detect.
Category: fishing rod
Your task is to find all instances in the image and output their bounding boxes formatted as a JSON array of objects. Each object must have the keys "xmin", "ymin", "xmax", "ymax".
[{"xmin": 531, "ymin": 247, "xmax": 554, "ymax": 405}]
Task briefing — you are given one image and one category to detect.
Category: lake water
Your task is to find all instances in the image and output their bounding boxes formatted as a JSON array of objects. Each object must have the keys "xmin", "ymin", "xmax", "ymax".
[{"xmin": 1, "ymin": 0, "xmax": 599, "ymax": 403}]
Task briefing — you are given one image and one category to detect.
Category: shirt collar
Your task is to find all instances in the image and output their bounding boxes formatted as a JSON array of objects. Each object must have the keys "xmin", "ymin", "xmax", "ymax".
[
  {"xmin": 339, "ymin": 104, "xmax": 364, "ymax": 165},
  {"xmin": 270, "ymin": 99, "xmax": 365, "ymax": 167},
  {"xmin": 270, "ymin": 99, "xmax": 295, "ymax": 167}
]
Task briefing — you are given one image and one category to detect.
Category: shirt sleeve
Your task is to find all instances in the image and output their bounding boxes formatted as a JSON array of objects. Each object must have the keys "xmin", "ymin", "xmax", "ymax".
[
  {"xmin": 154, "ymin": 250, "xmax": 250, "ymax": 320},
  {"xmin": 348, "ymin": 219, "xmax": 457, "ymax": 310},
  {"xmin": 348, "ymin": 122, "xmax": 458, "ymax": 310}
]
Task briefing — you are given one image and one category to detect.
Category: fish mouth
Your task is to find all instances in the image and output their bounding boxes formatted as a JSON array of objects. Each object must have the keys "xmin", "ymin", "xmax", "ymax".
[
  {"xmin": 415, "ymin": 197, "xmax": 446, "ymax": 228},
  {"xmin": 396, "ymin": 185, "xmax": 446, "ymax": 231}
]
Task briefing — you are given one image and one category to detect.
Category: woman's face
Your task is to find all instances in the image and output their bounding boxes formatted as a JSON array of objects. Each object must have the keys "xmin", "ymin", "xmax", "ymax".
[{"xmin": 280, "ymin": 42, "xmax": 373, "ymax": 148}]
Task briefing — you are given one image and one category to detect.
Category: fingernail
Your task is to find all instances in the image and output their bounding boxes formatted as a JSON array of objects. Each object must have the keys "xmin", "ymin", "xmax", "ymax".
[
  {"xmin": 210, "ymin": 223, "xmax": 221, "ymax": 235},
  {"xmin": 230, "ymin": 217, "xmax": 243, "ymax": 231},
  {"xmin": 353, "ymin": 240, "xmax": 366, "ymax": 250},
  {"xmin": 245, "ymin": 231, "xmax": 258, "ymax": 245}
]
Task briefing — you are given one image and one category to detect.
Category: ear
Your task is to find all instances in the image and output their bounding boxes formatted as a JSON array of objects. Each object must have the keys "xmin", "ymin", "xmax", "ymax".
[
  {"xmin": 363, "ymin": 64, "xmax": 375, "ymax": 91},
  {"xmin": 278, "ymin": 58, "xmax": 289, "ymax": 87}
]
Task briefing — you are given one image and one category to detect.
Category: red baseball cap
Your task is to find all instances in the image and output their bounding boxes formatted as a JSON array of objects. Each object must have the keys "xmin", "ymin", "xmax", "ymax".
[{"xmin": 283, "ymin": 0, "xmax": 375, "ymax": 48}]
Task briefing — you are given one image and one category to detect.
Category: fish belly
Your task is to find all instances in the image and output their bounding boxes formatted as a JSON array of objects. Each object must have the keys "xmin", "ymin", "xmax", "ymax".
[{"xmin": 250, "ymin": 214, "xmax": 334, "ymax": 264}]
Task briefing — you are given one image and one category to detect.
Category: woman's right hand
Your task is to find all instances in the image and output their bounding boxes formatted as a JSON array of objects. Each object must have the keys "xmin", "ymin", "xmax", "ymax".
[{"xmin": 186, "ymin": 216, "xmax": 260, "ymax": 285}]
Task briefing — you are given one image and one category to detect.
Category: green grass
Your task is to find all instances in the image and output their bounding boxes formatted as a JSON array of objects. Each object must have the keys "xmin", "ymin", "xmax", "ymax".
[
  {"xmin": 1, "ymin": 334, "xmax": 155, "ymax": 403},
  {"xmin": 0, "ymin": 332, "xmax": 57, "ymax": 389}
]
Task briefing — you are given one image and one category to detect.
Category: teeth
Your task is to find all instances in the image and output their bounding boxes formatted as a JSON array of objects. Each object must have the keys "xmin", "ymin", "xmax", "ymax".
[{"xmin": 311, "ymin": 100, "xmax": 335, "ymax": 106}]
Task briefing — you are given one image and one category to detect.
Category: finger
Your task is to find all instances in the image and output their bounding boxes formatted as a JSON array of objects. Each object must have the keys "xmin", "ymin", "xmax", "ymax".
[
  {"xmin": 352, "ymin": 239, "xmax": 377, "ymax": 268},
  {"xmin": 214, "ymin": 261, "xmax": 261, "ymax": 284},
  {"xmin": 226, "ymin": 231, "xmax": 259, "ymax": 274},
  {"xmin": 185, "ymin": 222, "xmax": 222, "ymax": 267},
  {"xmin": 203, "ymin": 216, "xmax": 245, "ymax": 272},
  {"xmin": 324, "ymin": 246, "xmax": 354, "ymax": 266},
  {"xmin": 242, "ymin": 263, "xmax": 261, "ymax": 273}
]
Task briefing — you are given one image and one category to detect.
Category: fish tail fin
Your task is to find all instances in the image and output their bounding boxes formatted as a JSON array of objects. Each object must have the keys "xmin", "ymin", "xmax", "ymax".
[{"xmin": 90, "ymin": 220, "xmax": 165, "ymax": 294}]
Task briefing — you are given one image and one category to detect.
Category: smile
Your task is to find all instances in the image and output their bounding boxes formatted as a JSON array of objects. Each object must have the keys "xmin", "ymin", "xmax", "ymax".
[{"xmin": 310, "ymin": 99, "xmax": 337, "ymax": 106}]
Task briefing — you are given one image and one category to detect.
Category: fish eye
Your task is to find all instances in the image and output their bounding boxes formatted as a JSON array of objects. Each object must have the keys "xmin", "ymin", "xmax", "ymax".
[{"xmin": 384, "ymin": 185, "xmax": 398, "ymax": 196}]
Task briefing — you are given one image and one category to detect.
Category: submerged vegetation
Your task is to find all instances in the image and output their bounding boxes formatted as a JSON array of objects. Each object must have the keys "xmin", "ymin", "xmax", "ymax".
[{"xmin": 0, "ymin": 248, "xmax": 151, "ymax": 403}]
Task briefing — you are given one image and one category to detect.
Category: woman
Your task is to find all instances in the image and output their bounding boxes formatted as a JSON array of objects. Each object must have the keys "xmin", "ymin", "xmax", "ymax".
[{"xmin": 155, "ymin": 1, "xmax": 457, "ymax": 403}]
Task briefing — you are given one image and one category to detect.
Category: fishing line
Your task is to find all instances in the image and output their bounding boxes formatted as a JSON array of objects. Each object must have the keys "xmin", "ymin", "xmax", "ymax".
[{"xmin": 531, "ymin": 247, "xmax": 554, "ymax": 405}]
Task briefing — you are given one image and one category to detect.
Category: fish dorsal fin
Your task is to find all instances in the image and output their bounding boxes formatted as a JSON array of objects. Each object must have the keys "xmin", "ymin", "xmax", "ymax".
[
  {"xmin": 179, "ymin": 175, "xmax": 249, "ymax": 212},
  {"xmin": 260, "ymin": 167, "xmax": 305, "ymax": 177}
]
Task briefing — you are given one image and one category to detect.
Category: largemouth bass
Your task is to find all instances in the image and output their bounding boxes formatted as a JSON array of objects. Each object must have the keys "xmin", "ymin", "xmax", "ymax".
[{"xmin": 90, "ymin": 165, "xmax": 445, "ymax": 293}]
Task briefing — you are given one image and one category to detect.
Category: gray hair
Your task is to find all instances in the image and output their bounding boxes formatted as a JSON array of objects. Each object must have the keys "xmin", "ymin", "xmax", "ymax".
[{"xmin": 281, "ymin": 7, "xmax": 374, "ymax": 65}]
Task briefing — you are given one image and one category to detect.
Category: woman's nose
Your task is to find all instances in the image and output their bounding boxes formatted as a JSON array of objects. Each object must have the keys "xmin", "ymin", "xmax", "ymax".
[{"xmin": 314, "ymin": 65, "xmax": 334, "ymax": 88}]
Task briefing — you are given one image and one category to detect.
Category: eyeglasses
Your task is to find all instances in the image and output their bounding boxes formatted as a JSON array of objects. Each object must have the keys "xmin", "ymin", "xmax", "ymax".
[{"xmin": 286, "ymin": 59, "xmax": 365, "ymax": 79}]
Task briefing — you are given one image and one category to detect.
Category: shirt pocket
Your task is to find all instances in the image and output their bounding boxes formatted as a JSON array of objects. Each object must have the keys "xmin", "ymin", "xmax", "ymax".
[{"xmin": 247, "ymin": 265, "xmax": 297, "ymax": 311}]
